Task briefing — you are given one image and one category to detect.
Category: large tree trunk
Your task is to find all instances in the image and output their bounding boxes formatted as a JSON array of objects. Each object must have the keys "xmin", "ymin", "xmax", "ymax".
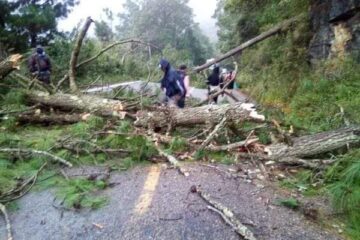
[
  {"xmin": 18, "ymin": 112, "xmax": 92, "ymax": 125},
  {"xmin": 0, "ymin": 54, "xmax": 23, "ymax": 80},
  {"xmin": 26, "ymin": 91, "xmax": 127, "ymax": 118},
  {"xmin": 265, "ymin": 126, "xmax": 360, "ymax": 159},
  {"xmin": 193, "ymin": 15, "xmax": 303, "ymax": 72},
  {"xmin": 134, "ymin": 103, "xmax": 265, "ymax": 128},
  {"xmin": 68, "ymin": 17, "xmax": 93, "ymax": 93}
]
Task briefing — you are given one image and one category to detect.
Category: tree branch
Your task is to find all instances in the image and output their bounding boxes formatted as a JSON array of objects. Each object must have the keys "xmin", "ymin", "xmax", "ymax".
[
  {"xmin": 0, "ymin": 148, "xmax": 72, "ymax": 167},
  {"xmin": 69, "ymin": 16, "xmax": 94, "ymax": 92},
  {"xmin": 193, "ymin": 15, "xmax": 303, "ymax": 72}
]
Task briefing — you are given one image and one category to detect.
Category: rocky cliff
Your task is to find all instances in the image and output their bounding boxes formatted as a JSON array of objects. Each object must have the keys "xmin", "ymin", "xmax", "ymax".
[{"xmin": 309, "ymin": 0, "xmax": 360, "ymax": 62}]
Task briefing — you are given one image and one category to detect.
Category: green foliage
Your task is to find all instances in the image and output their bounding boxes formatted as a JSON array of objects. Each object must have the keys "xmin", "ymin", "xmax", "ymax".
[
  {"xmin": 286, "ymin": 58, "xmax": 360, "ymax": 132},
  {"xmin": 169, "ymin": 137, "xmax": 188, "ymax": 152},
  {"xmin": 0, "ymin": 156, "xmax": 44, "ymax": 194},
  {"xmin": 276, "ymin": 197, "xmax": 299, "ymax": 209},
  {"xmin": 327, "ymin": 150, "xmax": 360, "ymax": 237},
  {"xmin": 1, "ymin": 90, "xmax": 26, "ymax": 107},
  {"xmin": 0, "ymin": 0, "xmax": 78, "ymax": 51},
  {"xmin": 117, "ymin": 0, "xmax": 213, "ymax": 65},
  {"xmin": 69, "ymin": 117, "xmax": 103, "ymax": 138},
  {"xmin": 116, "ymin": 120, "xmax": 133, "ymax": 134},
  {"xmin": 56, "ymin": 178, "xmax": 108, "ymax": 209}
]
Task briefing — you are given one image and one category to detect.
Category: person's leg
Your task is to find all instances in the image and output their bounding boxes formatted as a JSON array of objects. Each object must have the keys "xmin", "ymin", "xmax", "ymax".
[{"xmin": 177, "ymin": 96, "xmax": 185, "ymax": 108}]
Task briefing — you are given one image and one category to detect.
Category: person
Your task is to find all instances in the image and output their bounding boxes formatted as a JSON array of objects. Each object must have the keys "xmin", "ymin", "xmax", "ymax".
[
  {"xmin": 159, "ymin": 59, "xmax": 185, "ymax": 108},
  {"xmin": 206, "ymin": 64, "xmax": 222, "ymax": 104},
  {"xmin": 28, "ymin": 45, "xmax": 52, "ymax": 84},
  {"xmin": 177, "ymin": 64, "xmax": 191, "ymax": 108},
  {"xmin": 221, "ymin": 62, "xmax": 238, "ymax": 94}
]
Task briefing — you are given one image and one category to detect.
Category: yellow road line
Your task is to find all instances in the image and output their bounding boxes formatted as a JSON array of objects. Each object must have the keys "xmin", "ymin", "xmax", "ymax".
[{"xmin": 133, "ymin": 165, "xmax": 161, "ymax": 215}]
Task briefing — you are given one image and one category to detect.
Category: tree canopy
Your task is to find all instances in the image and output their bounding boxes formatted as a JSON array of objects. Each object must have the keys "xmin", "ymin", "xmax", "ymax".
[
  {"xmin": 0, "ymin": 0, "xmax": 78, "ymax": 52},
  {"xmin": 116, "ymin": 0, "xmax": 213, "ymax": 65}
]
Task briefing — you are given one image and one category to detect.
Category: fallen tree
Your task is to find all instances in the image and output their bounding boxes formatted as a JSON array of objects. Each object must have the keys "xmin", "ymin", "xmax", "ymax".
[
  {"xmin": 18, "ymin": 112, "xmax": 92, "ymax": 125},
  {"xmin": 265, "ymin": 126, "xmax": 360, "ymax": 160},
  {"xmin": 0, "ymin": 54, "xmax": 23, "ymax": 80},
  {"xmin": 26, "ymin": 91, "xmax": 127, "ymax": 119},
  {"xmin": 193, "ymin": 15, "xmax": 303, "ymax": 72},
  {"xmin": 135, "ymin": 102, "xmax": 265, "ymax": 128}
]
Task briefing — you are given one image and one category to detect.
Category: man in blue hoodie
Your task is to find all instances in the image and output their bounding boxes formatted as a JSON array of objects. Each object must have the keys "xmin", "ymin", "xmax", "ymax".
[
  {"xmin": 159, "ymin": 59, "xmax": 185, "ymax": 108},
  {"xmin": 28, "ymin": 45, "xmax": 52, "ymax": 84}
]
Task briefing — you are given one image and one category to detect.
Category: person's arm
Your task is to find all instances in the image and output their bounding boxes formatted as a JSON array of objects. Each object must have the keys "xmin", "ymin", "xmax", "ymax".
[
  {"xmin": 232, "ymin": 62, "xmax": 238, "ymax": 80},
  {"xmin": 28, "ymin": 56, "xmax": 36, "ymax": 73},
  {"xmin": 184, "ymin": 75, "xmax": 190, "ymax": 97},
  {"xmin": 46, "ymin": 57, "xmax": 52, "ymax": 72}
]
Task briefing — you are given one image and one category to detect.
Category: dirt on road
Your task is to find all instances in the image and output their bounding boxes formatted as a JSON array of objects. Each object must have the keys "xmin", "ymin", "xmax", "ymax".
[{"xmin": 0, "ymin": 163, "xmax": 342, "ymax": 240}]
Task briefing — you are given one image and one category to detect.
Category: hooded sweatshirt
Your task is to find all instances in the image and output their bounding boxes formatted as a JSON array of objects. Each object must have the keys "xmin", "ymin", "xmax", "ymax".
[{"xmin": 159, "ymin": 59, "xmax": 184, "ymax": 97}]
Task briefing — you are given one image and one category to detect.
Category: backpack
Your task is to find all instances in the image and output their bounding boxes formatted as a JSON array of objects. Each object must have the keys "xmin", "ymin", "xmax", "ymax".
[{"xmin": 35, "ymin": 54, "xmax": 49, "ymax": 72}]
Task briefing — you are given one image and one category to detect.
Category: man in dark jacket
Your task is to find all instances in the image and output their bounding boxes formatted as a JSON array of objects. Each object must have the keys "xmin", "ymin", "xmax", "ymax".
[
  {"xmin": 28, "ymin": 45, "xmax": 52, "ymax": 84},
  {"xmin": 206, "ymin": 64, "xmax": 222, "ymax": 104},
  {"xmin": 159, "ymin": 59, "xmax": 184, "ymax": 108}
]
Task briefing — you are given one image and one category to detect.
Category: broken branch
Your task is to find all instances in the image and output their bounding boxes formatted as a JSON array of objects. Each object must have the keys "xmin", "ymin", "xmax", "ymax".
[
  {"xmin": 0, "ymin": 148, "xmax": 72, "ymax": 167},
  {"xmin": 194, "ymin": 187, "xmax": 257, "ymax": 240},
  {"xmin": 0, "ymin": 203, "xmax": 12, "ymax": 240}
]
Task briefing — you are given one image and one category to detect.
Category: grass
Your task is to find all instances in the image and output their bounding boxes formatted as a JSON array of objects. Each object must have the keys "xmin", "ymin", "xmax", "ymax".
[
  {"xmin": 56, "ymin": 178, "xmax": 108, "ymax": 209},
  {"xmin": 0, "ymin": 116, "xmax": 159, "ymax": 211},
  {"xmin": 326, "ymin": 149, "xmax": 360, "ymax": 239},
  {"xmin": 276, "ymin": 197, "xmax": 300, "ymax": 210}
]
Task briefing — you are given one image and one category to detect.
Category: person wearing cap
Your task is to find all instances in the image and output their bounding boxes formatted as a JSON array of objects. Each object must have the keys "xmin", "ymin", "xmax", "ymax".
[
  {"xmin": 159, "ymin": 59, "xmax": 185, "ymax": 108},
  {"xmin": 28, "ymin": 45, "xmax": 52, "ymax": 84}
]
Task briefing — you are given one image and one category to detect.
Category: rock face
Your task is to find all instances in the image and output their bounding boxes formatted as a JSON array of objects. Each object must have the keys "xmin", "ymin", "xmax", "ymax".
[{"xmin": 309, "ymin": 0, "xmax": 360, "ymax": 62}]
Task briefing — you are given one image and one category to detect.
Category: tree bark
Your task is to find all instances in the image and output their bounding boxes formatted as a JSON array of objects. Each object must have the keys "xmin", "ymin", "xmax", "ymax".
[
  {"xmin": 26, "ymin": 91, "xmax": 127, "ymax": 118},
  {"xmin": 0, "ymin": 54, "xmax": 22, "ymax": 80},
  {"xmin": 265, "ymin": 126, "xmax": 360, "ymax": 159},
  {"xmin": 193, "ymin": 15, "xmax": 303, "ymax": 72},
  {"xmin": 69, "ymin": 17, "xmax": 93, "ymax": 92},
  {"xmin": 135, "ymin": 103, "xmax": 265, "ymax": 128},
  {"xmin": 18, "ymin": 112, "xmax": 92, "ymax": 125}
]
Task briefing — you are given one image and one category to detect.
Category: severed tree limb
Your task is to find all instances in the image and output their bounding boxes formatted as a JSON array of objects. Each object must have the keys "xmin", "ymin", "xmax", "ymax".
[
  {"xmin": 26, "ymin": 91, "xmax": 127, "ymax": 119},
  {"xmin": 0, "ymin": 148, "xmax": 72, "ymax": 167},
  {"xmin": 198, "ymin": 116, "xmax": 227, "ymax": 151},
  {"xmin": 193, "ymin": 15, "xmax": 303, "ymax": 72},
  {"xmin": 0, "ymin": 162, "xmax": 47, "ymax": 203},
  {"xmin": 156, "ymin": 148, "xmax": 189, "ymax": 176},
  {"xmin": 77, "ymin": 39, "xmax": 159, "ymax": 68},
  {"xmin": 196, "ymin": 79, "xmax": 235, "ymax": 107},
  {"xmin": 151, "ymin": 136, "xmax": 189, "ymax": 176},
  {"xmin": 193, "ymin": 187, "xmax": 257, "ymax": 240},
  {"xmin": 0, "ymin": 54, "xmax": 22, "ymax": 81},
  {"xmin": 12, "ymin": 73, "xmax": 54, "ymax": 94},
  {"xmin": 69, "ymin": 17, "xmax": 94, "ymax": 92},
  {"xmin": 18, "ymin": 112, "xmax": 93, "ymax": 125},
  {"xmin": 265, "ymin": 126, "xmax": 360, "ymax": 160},
  {"xmin": 276, "ymin": 157, "xmax": 337, "ymax": 169},
  {"xmin": 207, "ymin": 138, "xmax": 259, "ymax": 152},
  {"xmin": 56, "ymin": 39, "xmax": 160, "ymax": 91},
  {"xmin": 135, "ymin": 102, "xmax": 265, "ymax": 129},
  {"xmin": 0, "ymin": 203, "xmax": 12, "ymax": 240}
]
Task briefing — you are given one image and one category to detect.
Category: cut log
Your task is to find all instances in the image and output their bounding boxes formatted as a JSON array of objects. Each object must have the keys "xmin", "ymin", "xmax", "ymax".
[
  {"xmin": 265, "ymin": 126, "xmax": 360, "ymax": 159},
  {"xmin": 135, "ymin": 102, "xmax": 265, "ymax": 128},
  {"xmin": 26, "ymin": 91, "xmax": 127, "ymax": 119},
  {"xmin": 207, "ymin": 138, "xmax": 259, "ymax": 152},
  {"xmin": 193, "ymin": 15, "xmax": 303, "ymax": 72},
  {"xmin": 0, "ymin": 54, "xmax": 22, "ymax": 80},
  {"xmin": 18, "ymin": 112, "xmax": 92, "ymax": 125}
]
